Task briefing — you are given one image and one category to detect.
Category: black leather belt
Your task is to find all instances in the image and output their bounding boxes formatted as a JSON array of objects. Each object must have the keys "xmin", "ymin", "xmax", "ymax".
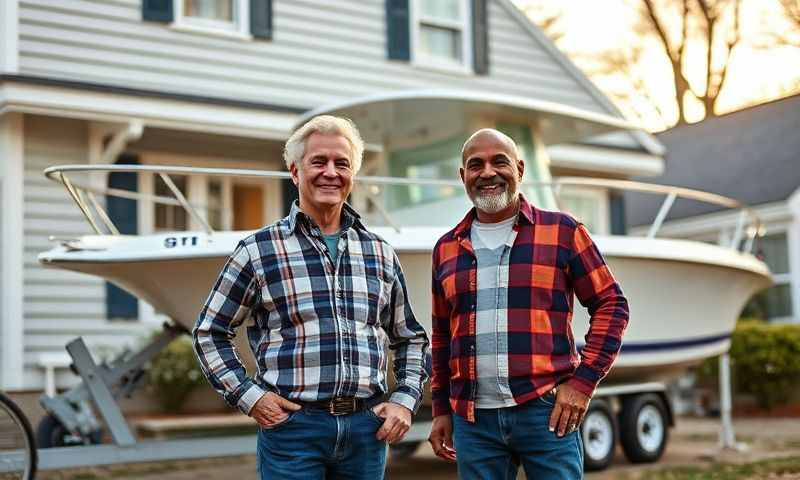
[{"xmin": 299, "ymin": 396, "xmax": 381, "ymax": 416}]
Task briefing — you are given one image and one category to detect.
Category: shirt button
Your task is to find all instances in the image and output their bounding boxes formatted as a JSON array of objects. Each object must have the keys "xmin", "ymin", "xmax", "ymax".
[{"xmin": 470, "ymin": 345, "xmax": 475, "ymax": 352}]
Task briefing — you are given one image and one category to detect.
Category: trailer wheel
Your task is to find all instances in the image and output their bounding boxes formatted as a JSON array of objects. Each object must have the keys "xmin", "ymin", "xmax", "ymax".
[
  {"xmin": 36, "ymin": 414, "xmax": 101, "ymax": 448},
  {"xmin": 581, "ymin": 400, "xmax": 617, "ymax": 471},
  {"xmin": 619, "ymin": 393, "xmax": 668, "ymax": 463},
  {"xmin": 390, "ymin": 441, "xmax": 421, "ymax": 460}
]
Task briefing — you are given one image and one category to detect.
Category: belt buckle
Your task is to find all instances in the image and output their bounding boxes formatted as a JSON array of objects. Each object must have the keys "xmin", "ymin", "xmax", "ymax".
[{"xmin": 329, "ymin": 397, "xmax": 356, "ymax": 416}]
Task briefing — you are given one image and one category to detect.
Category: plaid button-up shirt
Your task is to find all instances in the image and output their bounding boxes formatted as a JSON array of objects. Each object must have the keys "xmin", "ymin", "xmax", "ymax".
[
  {"xmin": 193, "ymin": 202, "xmax": 430, "ymax": 415},
  {"xmin": 431, "ymin": 196, "xmax": 629, "ymax": 422}
]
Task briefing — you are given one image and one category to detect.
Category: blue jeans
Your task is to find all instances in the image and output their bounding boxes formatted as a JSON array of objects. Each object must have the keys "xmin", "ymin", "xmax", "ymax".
[
  {"xmin": 452, "ymin": 395, "xmax": 584, "ymax": 480},
  {"xmin": 256, "ymin": 407, "xmax": 387, "ymax": 479}
]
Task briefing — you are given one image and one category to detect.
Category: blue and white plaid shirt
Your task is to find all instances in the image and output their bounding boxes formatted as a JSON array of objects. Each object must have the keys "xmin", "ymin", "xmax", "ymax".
[{"xmin": 193, "ymin": 202, "xmax": 430, "ymax": 415}]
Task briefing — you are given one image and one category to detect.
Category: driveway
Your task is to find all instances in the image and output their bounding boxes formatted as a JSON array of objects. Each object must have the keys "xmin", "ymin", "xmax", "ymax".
[{"xmin": 37, "ymin": 416, "xmax": 800, "ymax": 479}]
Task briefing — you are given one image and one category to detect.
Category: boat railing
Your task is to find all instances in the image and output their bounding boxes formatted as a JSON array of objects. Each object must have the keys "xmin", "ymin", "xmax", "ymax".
[{"xmin": 43, "ymin": 164, "xmax": 763, "ymax": 254}]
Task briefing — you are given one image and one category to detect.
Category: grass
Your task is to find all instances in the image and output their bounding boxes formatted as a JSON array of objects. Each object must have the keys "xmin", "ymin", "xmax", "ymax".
[{"xmin": 610, "ymin": 456, "xmax": 800, "ymax": 480}]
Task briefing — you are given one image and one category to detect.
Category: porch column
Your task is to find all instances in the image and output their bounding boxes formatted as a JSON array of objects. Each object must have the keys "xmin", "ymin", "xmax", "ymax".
[{"xmin": 0, "ymin": 112, "xmax": 25, "ymax": 390}]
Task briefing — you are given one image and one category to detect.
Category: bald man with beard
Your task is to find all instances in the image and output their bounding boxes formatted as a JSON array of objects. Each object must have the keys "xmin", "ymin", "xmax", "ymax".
[{"xmin": 426, "ymin": 129, "xmax": 630, "ymax": 479}]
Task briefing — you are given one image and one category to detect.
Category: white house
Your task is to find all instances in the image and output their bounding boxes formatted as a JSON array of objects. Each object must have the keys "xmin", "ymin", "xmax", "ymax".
[
  {"xmin": 0, "ymin": 0, "xmax": 664, "ymax": 394},
  {"xmin": 626, "ymin": 94, "xmax": 800, "ymax": 324}
]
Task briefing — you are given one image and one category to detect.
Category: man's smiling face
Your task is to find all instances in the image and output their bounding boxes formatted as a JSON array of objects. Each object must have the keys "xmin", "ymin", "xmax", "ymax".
[
  {"xmin": 460, "ymin": 131, "xmax": 524, "ymax": 218},
  {"xmin": 291, "ymin": 132, "xmax": 354, "ymax": 211}
]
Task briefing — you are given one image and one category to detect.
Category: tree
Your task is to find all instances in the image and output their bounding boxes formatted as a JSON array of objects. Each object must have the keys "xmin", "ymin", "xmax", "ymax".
[
  {"xmin": 775, "ymin": 0, "xmax": 800, "ymax": 48},
  {"xmin": 628, "ymin": 0, "xmax": 742, "ymax": 125}
]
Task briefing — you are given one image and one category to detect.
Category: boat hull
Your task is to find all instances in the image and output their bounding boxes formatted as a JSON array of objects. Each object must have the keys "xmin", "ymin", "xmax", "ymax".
[{"xmin": 39, "ymin": 230, "xmax": 771, "ymax": 387}]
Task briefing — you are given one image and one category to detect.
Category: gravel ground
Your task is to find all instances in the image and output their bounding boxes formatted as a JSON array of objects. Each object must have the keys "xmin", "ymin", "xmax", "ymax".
[{"xmin": 36, "ymin": 416, "xmax": 800, "ymax": 479}]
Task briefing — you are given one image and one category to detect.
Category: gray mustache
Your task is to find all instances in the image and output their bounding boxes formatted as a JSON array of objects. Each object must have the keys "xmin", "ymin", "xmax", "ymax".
[{"xmin": 474, "ymin": 180, "xmax": 506, "ymax": 188}]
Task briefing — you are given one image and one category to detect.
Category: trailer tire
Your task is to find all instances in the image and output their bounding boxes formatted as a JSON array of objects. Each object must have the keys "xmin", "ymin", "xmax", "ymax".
[
  {"xmin": 36, "ymin": 414, "xmax": 102, "ymax": 448},
  {"xmin": 581, "ymin": 399, "xmax": 617, "ymax": 471},
  {"xmin": 619, "ymin": 393, "xmax": 668, "ymax": 463}
]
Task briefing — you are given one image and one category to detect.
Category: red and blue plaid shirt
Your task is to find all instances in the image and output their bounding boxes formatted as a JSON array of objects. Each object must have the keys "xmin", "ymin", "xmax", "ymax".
[{"xmin": 431, "ymin": 195, "xmax": 629, "ymax": 421}]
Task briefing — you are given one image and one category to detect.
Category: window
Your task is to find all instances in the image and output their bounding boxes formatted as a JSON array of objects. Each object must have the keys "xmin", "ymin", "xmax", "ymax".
[
  {"xmin": 155, "ymin": 175, "xmax": 188, "ymax": 232},
  {"xmin": 743, "ymin": 232, "xmax": 794, "ymax": 321},
  {"xmin": 388, "ymin": 135, "xmax": 464, "ymax": 210},
  {"xmin": 412, "ymin": 0, "xmax": 472, "ymax": 72},
  {"xmin": 175, "ymin": 0, "xmax": 250, "ymax": 37}
]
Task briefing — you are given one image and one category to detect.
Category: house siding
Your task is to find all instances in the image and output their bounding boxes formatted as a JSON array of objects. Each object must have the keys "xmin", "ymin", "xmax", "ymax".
[
  {"xmin": 18, "ymin": 0, "xmax": 606, "ymax": 113},
  {"xmin": 22, "ymin": 115, "xmax": 150, "ymax": 390}
]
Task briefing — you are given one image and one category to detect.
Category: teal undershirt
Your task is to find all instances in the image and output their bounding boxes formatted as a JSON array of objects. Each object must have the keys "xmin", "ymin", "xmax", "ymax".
[{"xmin": 322, "ymin": 232, "xmax": 341, "ymax": 265}]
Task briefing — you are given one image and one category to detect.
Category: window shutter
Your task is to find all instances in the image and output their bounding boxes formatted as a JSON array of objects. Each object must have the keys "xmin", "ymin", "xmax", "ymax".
[
  {"xmin": 106, "ymin": 154, "xmax": 139, "ymax": 320},
  {"xmin": 386, "ymin": 0, "xmax": 411, "ymax": 61},
  {"xmin": 250, "ymin": 0, "xmax": 273, "ymax": 40},
  {"xmin": 472, "ymin": 0, "xmax": 489, "ymax": 75},
  {"xmin": 610, "ymin": 192, "xmax": 627, "ymax": 235},
  {"xmin": 142, "ymin": 0, "xmax": 174, "ymax": 23}
]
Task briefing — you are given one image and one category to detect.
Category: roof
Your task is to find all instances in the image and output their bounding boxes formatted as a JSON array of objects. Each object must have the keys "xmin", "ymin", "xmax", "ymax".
[
  {"xmin": 625, "ymin": 94, "xmax": 800, "ymax": 227},
  {"xmin": 496, "ymin": 0, "xmax": 665, "ymax": 157}
]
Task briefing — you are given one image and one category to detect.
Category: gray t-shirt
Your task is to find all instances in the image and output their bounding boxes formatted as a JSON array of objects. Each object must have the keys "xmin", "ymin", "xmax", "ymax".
[{"xmin": 471, "ymin": 216, "xmax": 518, "ymax": 408}]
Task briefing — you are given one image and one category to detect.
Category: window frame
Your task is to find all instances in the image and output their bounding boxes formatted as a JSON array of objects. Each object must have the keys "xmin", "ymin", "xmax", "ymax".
[
  {"xmin": 752, "ymin": 228, "xmax": 794, "ymax": 322},
  {"xmin": 557, "ymin": 187, "xmax": 610, "ymax": 235},
  {"xmin": 410, "ymin": 0, "xmax": 473, "ymax": 75},
  {"xmin": 172, "ymin": 0, "xmax": 252, "ymax": 40}
]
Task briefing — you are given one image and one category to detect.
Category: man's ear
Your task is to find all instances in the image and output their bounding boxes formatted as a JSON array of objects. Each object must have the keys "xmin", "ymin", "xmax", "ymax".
[
  {"xmin": 517, "ymin": 159, "xmax": 525, "ymax": 181},
  {"xmin": 289, "ymin": 162, "xmax": 300, "ymax": 186},
  {"xmin": 459, "ymin": 166, "xmax": 465, "ymax": 184}
]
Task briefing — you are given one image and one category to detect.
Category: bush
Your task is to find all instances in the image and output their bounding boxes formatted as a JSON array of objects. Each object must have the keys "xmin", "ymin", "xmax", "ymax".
[
  {"xmin": 146, "ymin": 335, "xmax": 207, "ymax": 413},
  {"xmin": 699, "ymin": 320, "xmax": 800, "ymax": 410}
]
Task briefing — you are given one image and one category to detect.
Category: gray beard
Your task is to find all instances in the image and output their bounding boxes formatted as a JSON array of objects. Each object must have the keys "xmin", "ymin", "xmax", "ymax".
[{"xmin": 469, "ymin": 184, "xmax": 517, "ymax": 214}]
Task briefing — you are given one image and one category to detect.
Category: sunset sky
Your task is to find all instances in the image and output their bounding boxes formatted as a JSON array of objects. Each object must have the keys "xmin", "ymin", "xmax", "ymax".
[{"xmin": 513, "ymin": 0, "xmax": 800, "ymax": 131}]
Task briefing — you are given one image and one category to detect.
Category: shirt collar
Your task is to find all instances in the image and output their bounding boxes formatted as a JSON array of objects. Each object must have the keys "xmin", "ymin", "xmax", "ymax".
[
  {"xmin": 453, "ymin": 194, "xmax": 536, "ymax": 240},
  {"xmin": 286, "ymin": 200, "xmax": 364, "ymax": 235}
]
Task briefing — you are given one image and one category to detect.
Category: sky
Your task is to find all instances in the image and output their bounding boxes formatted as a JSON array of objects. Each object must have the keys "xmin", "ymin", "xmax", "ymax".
[{"xmin": 512, "ymin": 0, "xmax": 800, "ymax": 132}]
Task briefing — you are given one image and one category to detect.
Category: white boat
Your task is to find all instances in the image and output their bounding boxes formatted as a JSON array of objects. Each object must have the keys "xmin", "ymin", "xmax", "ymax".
[
  {"xmin": 34, "ymin": 93, "xmax": 772, "ymax": 469},
  {"xmin": 38, "ymin": 167, "xmax": 771, "ymax": 387}
]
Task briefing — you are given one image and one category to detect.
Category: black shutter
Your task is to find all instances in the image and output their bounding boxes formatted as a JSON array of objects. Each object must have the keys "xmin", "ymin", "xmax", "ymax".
[
  {"xmin": 250, "ymin": 0, "xmax": 273, "ymax": 40},
  {"xmin": 386, "ymin": 0, "xmax": 411, "ymax": 61},
  {"xmin": 610, "ymin": 192, "xmax": 627, "ymax": 235},
  {"xmin": 281, "ymin": 179, "xmax": 298, "ymax": 217},
  {"xmin": 106, "ymin": 154, "xmax": 139, "ymax": 320},
  {"xmin": 142, "ymin": 0, "xmax": 173, "ymax": 23},
  {"xmin": 472, "ymin": 0, "xmax": 489, "ymax": 75}
]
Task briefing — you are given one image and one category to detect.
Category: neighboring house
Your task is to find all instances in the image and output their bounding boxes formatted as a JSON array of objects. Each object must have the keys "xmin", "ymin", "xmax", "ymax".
[
  {"xmin": 626, "ymin": 94, "xmax": 800, "ymax": 324},
  {"xmin": 0, "ymin": 0, "xmax": 663, "ymax": 393}
]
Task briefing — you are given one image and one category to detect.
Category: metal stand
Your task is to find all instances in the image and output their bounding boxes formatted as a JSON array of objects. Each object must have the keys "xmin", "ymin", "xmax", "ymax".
[
  {"xmin": 716, "ymin": 353, "xmax": 748, "ymax": 453},
  {"xmin": 29, "ymin": 322, "xmax": 267, "ymax": 471},
  {"xmin": 39, "ymin": 324, "xmax": 183, "ymax": 445}
]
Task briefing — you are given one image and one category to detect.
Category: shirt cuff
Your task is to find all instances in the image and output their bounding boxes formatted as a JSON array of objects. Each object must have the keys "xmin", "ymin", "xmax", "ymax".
[
  {"xmin": 237, "ymin": 383, "xmax": 267, "ymax": 415},
  {"xmin": 389, "ymin": 389, "xmax": 420, "ymax": 414},
  {"xmin": 431, "ymin": 394, "xmax": 452, "ymax": 418},
  {"xmin": 565, "ymin": 363, "xmax": 603, "ymax": 398}
]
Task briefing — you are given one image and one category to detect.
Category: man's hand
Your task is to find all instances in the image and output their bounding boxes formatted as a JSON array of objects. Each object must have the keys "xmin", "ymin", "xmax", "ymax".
[
  {"xmin": 548, "ymin": 384, "xmax": 590, "ymax": 437},
  {"xmin": 373, "ymin": 402, "xmax": 412, "ymax": 444},
  {"xmin": 250, "ymin": 392, "xmax": 301, "ymax": 428},
  {"xmin": 427, "ymin": 414, "xmax": 456, "ymax": 463}
]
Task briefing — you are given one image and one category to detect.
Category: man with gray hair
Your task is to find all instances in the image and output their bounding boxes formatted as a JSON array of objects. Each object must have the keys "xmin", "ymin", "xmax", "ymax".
[{"xmin": 193, "ymin": 115, "xmax": 430, "ymax": 479}]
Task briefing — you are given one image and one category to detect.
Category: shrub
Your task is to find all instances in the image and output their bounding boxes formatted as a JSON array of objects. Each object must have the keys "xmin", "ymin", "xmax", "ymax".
[
  {"xmin": 699, "ymin": 320, "xmax": 800, "ymax": 410},
  {"xmin": 146, "ymin": 335, "xmax": 207, "ymax": 413}
]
